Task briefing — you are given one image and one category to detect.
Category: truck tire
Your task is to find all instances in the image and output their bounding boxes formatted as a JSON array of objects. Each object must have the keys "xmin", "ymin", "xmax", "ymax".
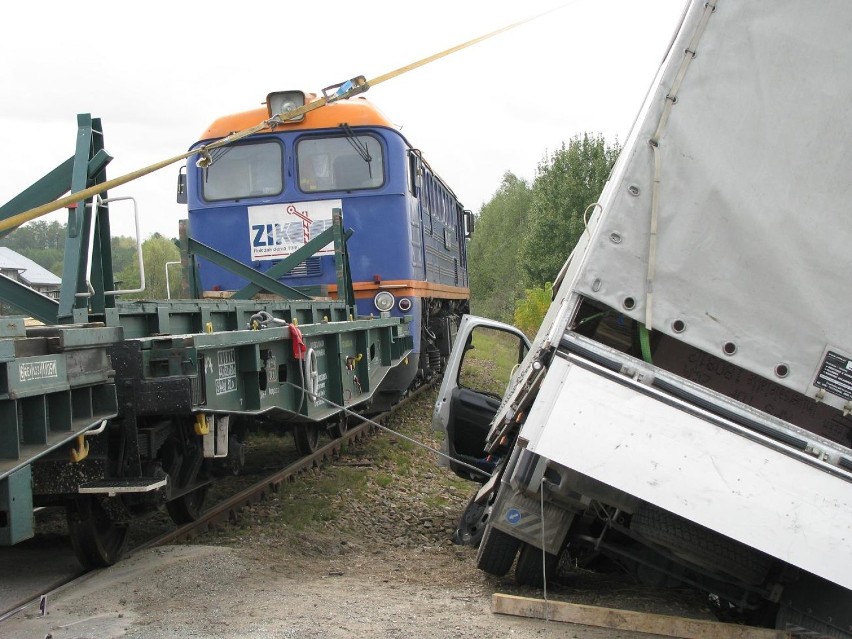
[
  {"xmin": 631, "ymin": 504, "xmax": 773, "ymax": 586},
  {"xmin": 476, "ymin": 527, "xmax": 521, "ymax": 577},
  {"xmin": 514, "ymin": 542, "xmax": 559, "ymax": 587}
]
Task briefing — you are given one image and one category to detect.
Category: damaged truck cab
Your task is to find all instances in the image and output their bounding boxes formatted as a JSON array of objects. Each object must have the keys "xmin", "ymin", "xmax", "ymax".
[{"xmin": 433, "ymin": 1, "xmax": 852, "ymax": 635}]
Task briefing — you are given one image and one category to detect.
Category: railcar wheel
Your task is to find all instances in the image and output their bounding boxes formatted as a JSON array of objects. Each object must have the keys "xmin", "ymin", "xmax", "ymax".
[
  {"xmin": 159, "ymin": 434, "xmax": 208, "ymax": 526},
  {"xmin": 294, "ymin": 423, "xmax": 320, "ymax": 455},
  {"xmin": 330, "ymin": 414, "xmax": 350, "ymax": 439},
  {"xmin": 67, "ymin": 496, "xmax": 129, "ymax": 569},
  {"xmin": 166, "ymin": 485, "xmax": 209, "ymax": 525}
]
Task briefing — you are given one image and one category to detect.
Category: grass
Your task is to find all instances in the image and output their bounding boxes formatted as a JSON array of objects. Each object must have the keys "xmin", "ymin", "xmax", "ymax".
[
  {"xmin": 263, "ymin": 466, "xmax": 370, "ymax": 530},
  {"xmin": 237, "ymin": 394, "xmax": 441, "ymax": 534},
  {"xmin": 374, "ymin": 472, "xmax": 393, "ymax": 488},
  {"xmin": 200, "ymin": 387, "xmax": 480, "ymax": 552},
  {"xmin": 447, "ymin": 476, "xmax": 475, "ymax": 493},
  {"xmin": 458, "ymin": 327, "xmax": 526, "ymax": 396},
  {"xmin": 424, "ymin": 494, "xmax": 449, "ymax": 509}
]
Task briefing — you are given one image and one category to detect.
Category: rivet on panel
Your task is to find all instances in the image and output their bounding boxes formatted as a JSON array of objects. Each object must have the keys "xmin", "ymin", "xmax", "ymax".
[
  {"xmin": 775, "ymin": 363, "xmax": 789, "ymax": 378},
  {"xmin": 722, "ymin": 342, "xmax": 737, "ymax": 356},
  {"xmin": 609, "ymin": 232, "xmax": 622, "ymax": 244},
  {"xmin": 671, "ymin": 319, "xmax": 686, "ymax": 333},
  {"xmin": 623, "ymin": 297, "xmax": 636, "ymax": 311},
  {"xmin": 591, "ymin": 279, "xmax": 602, "ymax": 292},
  {"xmin": 627, "ymin": 185, "xmax": 640, "ymax": 196}
]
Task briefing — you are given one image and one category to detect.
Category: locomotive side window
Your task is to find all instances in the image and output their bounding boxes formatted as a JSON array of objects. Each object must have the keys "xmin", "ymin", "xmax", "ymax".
[
  {"xmin": 423, "ymin": 172, "xmax": 434, "ymax": 234},
  {"xmin": 298, "ymin": 135, "xmax": 385, "ymax": 192},
  {"xmin": 202, "ymin": 140, "xmax": 283, "ymax": 201},
  {"xmin": 408, "ymin": 149, "xmax": 422, "ymax": 195}
]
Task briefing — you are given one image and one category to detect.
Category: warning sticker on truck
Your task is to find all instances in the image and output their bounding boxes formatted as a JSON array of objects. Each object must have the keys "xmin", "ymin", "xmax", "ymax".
[{"xmin": 813, "ymin": 350, "xmax": 852, "ymax": 401}]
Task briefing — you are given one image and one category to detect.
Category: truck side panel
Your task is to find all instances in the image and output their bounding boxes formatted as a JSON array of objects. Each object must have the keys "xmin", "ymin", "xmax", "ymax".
[{"xmin": 520, "ymin": 353, "xmax": 852, "ymax": 591}]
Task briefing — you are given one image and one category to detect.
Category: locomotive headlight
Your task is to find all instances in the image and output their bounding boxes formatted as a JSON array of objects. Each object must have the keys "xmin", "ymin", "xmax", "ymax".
[
  {"xmin": 374, "ymin": 291, "xmax": 395, "ymax": 313},
  {"xmin": 266, "ymin": 90, "xmax": 306, "ymax": 122},
  {"xmin": 397, "ymin": 297, "xmax": 412, "ymax": 312}
]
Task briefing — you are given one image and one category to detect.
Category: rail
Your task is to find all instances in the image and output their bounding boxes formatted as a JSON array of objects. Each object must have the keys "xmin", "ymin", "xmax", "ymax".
[{"xmin": 0, "ymin": 381, "xmax": 437, "ymax": 622}]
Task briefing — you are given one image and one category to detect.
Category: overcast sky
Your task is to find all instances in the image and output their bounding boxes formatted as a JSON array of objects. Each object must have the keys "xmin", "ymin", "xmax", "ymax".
[{"xmin": 1, "ymin": 0, "xmax": 687, "ymax": 240}]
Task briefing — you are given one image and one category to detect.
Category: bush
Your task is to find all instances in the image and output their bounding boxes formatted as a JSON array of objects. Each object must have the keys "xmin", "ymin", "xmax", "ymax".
[{"xmin": 513, "ymin": 282, "xmax": 552, "ymax": 338}]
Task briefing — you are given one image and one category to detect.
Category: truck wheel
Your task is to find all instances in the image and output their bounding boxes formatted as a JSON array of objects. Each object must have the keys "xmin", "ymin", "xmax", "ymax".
[
  {"xmin": 476, "ymin": 527, "xmax": 521, "ymax": 577},
  {"xmin": 514, "ymin": 542, "xmax": 559, "ymax": 587},
  {"xmin": 631, "ymin": 504, "xmax": 773, "ymax": 586},
  {"xmin": 452, "ymin": 491, "xmax": 494, "ymax": 547}
]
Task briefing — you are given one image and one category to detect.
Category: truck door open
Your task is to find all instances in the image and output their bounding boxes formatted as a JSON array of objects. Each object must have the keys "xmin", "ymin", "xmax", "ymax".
[{"xmin": 432, "ymin": 315, "xmax": 530, "ymax": 481}]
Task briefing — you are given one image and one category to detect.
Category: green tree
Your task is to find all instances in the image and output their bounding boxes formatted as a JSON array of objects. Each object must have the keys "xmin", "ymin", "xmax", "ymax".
[
  {"xmin": 0, "ymin": 220, "xmax": 167, "ymax": 287},
  {"xmin": 467, "ymin": 172, "xmax": 532, "ymax": 322},
  {"xmin": 520, "ymin": 134, "xmax": 620, "ymax": 286},
  {"xmin": 110, "ymin": 236, "xmax": 138, "ymax": 281},
  {"xmin": 116, "ymin": 233, "xmax": 182, "ymax": 299}
]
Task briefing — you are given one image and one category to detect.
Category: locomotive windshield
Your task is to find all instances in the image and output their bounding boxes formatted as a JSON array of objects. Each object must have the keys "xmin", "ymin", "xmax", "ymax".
[
  {"xmin": 297, "ymin": 134, "xmax": 384, "ymax": 192},
  {"xmin": 202, "ymin": 140, "xmax": 283, "ymax": 201}
]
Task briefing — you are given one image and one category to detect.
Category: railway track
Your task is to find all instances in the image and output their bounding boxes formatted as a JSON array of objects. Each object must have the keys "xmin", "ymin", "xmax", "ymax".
[{"xmin": 0, "ymin": 382, "xmax": 435, "ymax": 623}]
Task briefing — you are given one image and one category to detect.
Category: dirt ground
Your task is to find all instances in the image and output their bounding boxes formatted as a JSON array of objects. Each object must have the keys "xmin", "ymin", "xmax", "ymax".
[
  {"xmin": 5, "ymin": 543, "xmax": 719, "ymax": 639},
  {"xmin": 2, "ymin": 389, "xmax": 720, "ymax": 639}
]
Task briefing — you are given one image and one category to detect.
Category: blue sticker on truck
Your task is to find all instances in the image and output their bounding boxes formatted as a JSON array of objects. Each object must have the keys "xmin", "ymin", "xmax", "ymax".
[{"xmin": 505, "ymin": 508, "xmax": 522, "ymax": 525}]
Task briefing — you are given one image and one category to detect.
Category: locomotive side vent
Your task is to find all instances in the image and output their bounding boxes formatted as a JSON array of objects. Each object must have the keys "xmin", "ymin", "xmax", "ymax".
[{"xmin": 281, "ymin": 257, "xmax": 322, "ymax": 277}]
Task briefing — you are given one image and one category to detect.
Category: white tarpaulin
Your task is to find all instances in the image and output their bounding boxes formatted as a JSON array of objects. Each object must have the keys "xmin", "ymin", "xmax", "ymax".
[{"xmin": 574, "ymin": 1, "xmax": 852, "ymax": 412}]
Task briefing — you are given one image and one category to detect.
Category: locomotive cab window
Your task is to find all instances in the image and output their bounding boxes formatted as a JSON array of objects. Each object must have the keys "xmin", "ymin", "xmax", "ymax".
[
  {"xmin": 297, "ymin": 134, "xmax": 385, "ymax": 192},
  {"xmin": 201, "ymin": 140, "xmax": 283, "ymax": 201}
]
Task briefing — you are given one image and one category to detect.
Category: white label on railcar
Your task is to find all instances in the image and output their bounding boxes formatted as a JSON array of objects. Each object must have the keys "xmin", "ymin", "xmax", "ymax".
[
  {"xmin": 248, "ymin": 199, "xmax": 341, "ymax": 261},
  {"xmin": 215, "ymin": 349, "xmax": 238, "ymax": 395},
  {"xmin": 19, "ymin": 359, "xmax": 59, "ymax": 382},
  {"xmin": 265, "ymin": 355, "xmax": 278, "ymax": 383},
  {"xmin": 315, "ymin": 372, "xmax": 328, "ymax": 406}
]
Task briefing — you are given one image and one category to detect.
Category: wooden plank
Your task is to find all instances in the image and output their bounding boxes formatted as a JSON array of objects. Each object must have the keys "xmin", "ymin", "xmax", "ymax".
[{"xmin": 491, "ymin": 594, "xmax": 790, "ymax": 639}]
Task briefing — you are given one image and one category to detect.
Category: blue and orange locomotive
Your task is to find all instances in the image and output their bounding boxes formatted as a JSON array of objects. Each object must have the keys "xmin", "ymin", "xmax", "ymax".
[{"xmin": 183, "ymin": 91, "xmax": 471, "ymax": 405}]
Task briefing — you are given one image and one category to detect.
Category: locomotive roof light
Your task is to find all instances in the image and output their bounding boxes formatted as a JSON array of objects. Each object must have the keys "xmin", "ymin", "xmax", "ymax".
[
  {"xmin": 374, "ymin": 291, "xmax": 395, "ymax": 313},
  {"xmin": 397, "ymin": 297, "xmax": 412, "ymax": 312},
  {"xmin": 266, "ymin": 91, "xmax": 307, "ymax": 123}
]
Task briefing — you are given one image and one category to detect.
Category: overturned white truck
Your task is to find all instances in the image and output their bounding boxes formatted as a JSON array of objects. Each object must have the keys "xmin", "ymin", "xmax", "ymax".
[{"xmin": 433, "ymin": 1, "xmax": 852, "ymax": 636}]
